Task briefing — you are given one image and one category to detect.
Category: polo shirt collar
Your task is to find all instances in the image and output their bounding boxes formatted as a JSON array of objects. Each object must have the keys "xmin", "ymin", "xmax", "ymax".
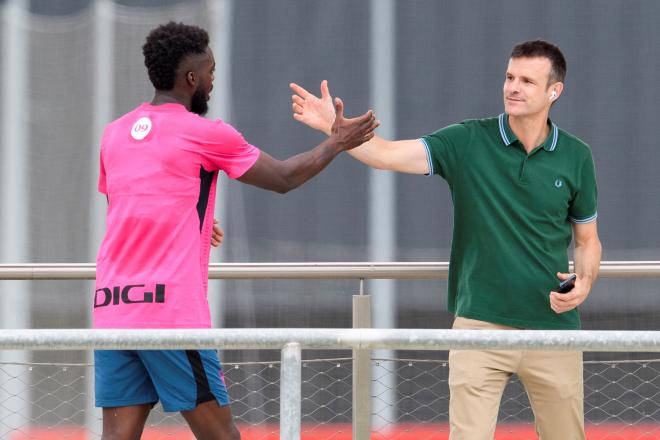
[{"xmin": 498, "ymin": 113, "xmax": 559, "ymax": 152}]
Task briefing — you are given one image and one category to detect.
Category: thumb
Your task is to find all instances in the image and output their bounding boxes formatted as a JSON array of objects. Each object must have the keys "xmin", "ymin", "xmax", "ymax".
[
  {"xmin": 320, "ymin": 80, "xmax": 331, "ymax": 100},
  {"xmin": 556, "ymin": 272, "xmax": 570, "ymax": 280},
  {"xmin": 334, "ymin": 97, "xmax": 344, "ymax": 120}
]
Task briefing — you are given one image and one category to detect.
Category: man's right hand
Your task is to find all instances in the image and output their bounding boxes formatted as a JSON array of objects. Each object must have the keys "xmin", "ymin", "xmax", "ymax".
[
  {"xmin": 328, "ymin": 97, "xmax": 379, "ymax": 152},
  {"xmin": 290, "ymin": 80, "xmax": 336, "ymax": 136}
]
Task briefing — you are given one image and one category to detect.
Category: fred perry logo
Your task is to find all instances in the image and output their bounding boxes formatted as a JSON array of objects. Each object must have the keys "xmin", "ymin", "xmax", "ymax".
[
  {"xmin": 131, "ymin": 117, "xmax": 152, "ymax": 140},
  {"xmin": 554, "ymin": 179, "xmax": 563, "ymax": 188}
]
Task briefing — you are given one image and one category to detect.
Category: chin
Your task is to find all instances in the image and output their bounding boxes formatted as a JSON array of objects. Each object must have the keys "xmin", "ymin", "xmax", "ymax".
[{"xmin": 504, "ymin": 105, "xmax": 527, "ymax": 117}]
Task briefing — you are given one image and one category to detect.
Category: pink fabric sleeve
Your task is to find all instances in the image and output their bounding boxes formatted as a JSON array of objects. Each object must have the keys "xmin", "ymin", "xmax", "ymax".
[
  {"xmin": 98, "ymin": 149, "xmax": 107, "ymax": 194},
  {"xmin": 190, "ymin": 119, "xmax": 260, "ymax": 179}
]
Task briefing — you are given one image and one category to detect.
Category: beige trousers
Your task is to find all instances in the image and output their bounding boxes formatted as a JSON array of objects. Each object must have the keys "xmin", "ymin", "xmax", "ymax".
[{"xmin": 448, "ymin": 317, "xmax": 584, "ymax": 440}]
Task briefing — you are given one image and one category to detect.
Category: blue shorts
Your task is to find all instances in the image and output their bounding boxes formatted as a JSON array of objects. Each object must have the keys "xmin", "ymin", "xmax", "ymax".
[{"xmin": 94, "ymin": 349, "xmax": 229, "ymax": 412}]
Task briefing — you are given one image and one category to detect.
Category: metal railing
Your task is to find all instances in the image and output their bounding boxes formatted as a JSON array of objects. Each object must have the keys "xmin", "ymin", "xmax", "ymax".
[
  {"xmin": 1, "ymin": 261, "xmax": 659, "ymax": 280},
  {"xmin": 1, "ymin": 261, "xmax": 660, "ymax": 439},
  {"xmin": 3, "ymin": 328, "xmax": 660, "ymax": 440}
]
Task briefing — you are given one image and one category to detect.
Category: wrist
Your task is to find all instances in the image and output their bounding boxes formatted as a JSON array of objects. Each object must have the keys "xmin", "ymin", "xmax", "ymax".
[{"xmin": 326, "ymin": 134, "xmax": 349, "ymax": 154}]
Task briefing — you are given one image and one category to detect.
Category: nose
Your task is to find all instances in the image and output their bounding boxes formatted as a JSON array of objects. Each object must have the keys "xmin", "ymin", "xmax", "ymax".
[{"xmin": 505, "ymin": 81, "xmax": 520, "ymax": 96}]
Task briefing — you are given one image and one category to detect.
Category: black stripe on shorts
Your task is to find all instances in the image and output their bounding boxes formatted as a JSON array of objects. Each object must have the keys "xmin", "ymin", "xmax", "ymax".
[{"xmin": 185, "ymin": 350, "xmax": 216, "ymax": 405}]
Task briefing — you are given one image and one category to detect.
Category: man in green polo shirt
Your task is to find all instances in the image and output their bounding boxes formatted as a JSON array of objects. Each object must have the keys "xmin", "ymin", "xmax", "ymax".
[{"xmin": 290, "ymin": 39, "xmax": 602, "ymax": 439}]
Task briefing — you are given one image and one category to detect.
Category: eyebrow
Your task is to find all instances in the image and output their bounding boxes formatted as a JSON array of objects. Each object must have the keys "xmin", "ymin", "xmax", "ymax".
[{"xmin": 506, "ymin": 72, "xmax": 537, "ymax": 83}]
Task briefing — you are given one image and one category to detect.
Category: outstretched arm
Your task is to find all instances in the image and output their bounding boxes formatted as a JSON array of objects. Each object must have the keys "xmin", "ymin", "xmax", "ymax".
[
  {"xmin": 238, "ymin": 97, "xmax": 378, "ymax": 193},
  {"xmin": 290, "ymin": 81, "xmax": 429, "ymax": 175}
]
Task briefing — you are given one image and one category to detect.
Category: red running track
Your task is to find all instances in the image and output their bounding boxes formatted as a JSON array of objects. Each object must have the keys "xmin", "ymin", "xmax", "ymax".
[{"xmin": 10, "ymin": 423, "xmax": 660, "ymax": 439}]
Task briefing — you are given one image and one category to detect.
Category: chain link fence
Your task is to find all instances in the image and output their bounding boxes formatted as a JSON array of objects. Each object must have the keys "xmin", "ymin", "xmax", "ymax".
[{"xmin": 2, "ymin": 355, "xmax": 660, "ymax": 439}]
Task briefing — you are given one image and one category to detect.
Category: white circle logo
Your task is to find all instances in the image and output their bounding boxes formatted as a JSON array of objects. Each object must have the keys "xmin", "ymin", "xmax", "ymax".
[{"xmin": 130, "ymin": 117, "xmax": 152, "ymax": 140}]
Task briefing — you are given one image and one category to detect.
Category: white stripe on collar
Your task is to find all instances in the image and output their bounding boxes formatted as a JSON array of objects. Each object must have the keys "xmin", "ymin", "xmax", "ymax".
[
  {"xmin": 499, "ymin": 113, "xmax": 559, "ymax": 151},
  {"xmin": 548, "ymin": 123, "xmax": 559, "ymax": 151},
  {"xmin": 498, "ymin": 113, "xmax": 511, "ymax": 145}
]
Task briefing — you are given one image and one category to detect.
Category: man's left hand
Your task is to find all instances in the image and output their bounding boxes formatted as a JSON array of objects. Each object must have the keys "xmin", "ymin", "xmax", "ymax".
[
  {"xmin": 211, "ymin": 218, "xmax": 224, "ymax": 247},
  {"xmin": 549, "ymin": 272, "xmax": 589, "ymax": 314}
]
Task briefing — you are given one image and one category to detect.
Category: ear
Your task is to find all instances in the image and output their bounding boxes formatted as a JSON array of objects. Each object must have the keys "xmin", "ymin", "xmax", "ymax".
[
  {"xmin": 549, "ymin": 82, "xmax": 564, "ymax": 101},
  {"xmin": 186, "ymin": 71, "xmax": 196, "ymax": 87}
]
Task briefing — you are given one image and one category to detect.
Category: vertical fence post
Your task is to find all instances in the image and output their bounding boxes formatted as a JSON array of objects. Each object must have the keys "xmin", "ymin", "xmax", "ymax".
[
  {"xmin": 88, "ymin": 0, "xmax": 115, "ymax": 435},
  {"xmin": 1, "ymin": 1, "xmax": 30, "ymax": 437},
  {"xmin": 353, "ymin": 279, "xmax": 372, "ymax": 439},
  {"xmin": 280, "ymin": 342, "xmax": 301, "ymax": 440}
]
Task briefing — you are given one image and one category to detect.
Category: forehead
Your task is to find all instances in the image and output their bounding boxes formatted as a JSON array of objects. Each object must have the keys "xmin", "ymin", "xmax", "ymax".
[
  {"xmin": 506, "ymin": 56, "xmax": 551, "ymax": 79},
  {"xmin": 201, "ymin": 46, "xmax": 214, "ymax": 65}
]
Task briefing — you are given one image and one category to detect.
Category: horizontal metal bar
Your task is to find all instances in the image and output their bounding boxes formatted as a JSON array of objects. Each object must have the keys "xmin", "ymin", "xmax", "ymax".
[
  {"xmin": 0, "ymin": 261, "xmax": 659, "ymax": 280},
  {"xmin": 1, "ymin": 328, "xmax": 660, "ymax": 352}
]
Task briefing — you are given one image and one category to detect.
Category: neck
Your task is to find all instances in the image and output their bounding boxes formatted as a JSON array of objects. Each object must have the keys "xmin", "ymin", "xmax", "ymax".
[
  {"xmin": 508, "ymin": 112, "xmax": 550, "ymax": 153},
  {"xmin": 151, "ymin": 90, "xmax": 191, "ymax": 111}
]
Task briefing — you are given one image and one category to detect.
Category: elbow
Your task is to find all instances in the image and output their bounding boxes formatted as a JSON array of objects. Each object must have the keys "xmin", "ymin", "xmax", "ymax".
[
  {"xmin": 274, "ymin": 185, "xmax": 292, "ymax": 194},
  {"xmin": 272, "ymin": 176, "xmax": 296, "ymax": 194}
]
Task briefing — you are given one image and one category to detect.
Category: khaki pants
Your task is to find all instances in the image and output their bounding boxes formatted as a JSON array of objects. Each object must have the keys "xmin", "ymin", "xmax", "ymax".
[{"xmin": 448, "ymin": 317, "xmax": 584, "ymax": 440}]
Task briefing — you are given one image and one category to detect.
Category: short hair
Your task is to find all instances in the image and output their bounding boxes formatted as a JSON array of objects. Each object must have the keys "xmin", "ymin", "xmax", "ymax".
[
  {"xmin": 510, "ymin": 39, "xmax": 566, "ymax": 85},
  {"xmin": 142, "ymin": 21, "xmax": 209, "ymax": 90}
]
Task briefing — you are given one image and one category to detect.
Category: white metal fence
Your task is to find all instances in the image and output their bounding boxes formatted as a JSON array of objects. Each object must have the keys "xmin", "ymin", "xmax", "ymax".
[
  {"xmin": 2, "ymin": 261, "xmax": 660, "ymax": 280},
  {"xmin": 1, "ymin": 261, "xmax": 660, "ymax": 439},
  {"xmin": 3, "ymin": 329, "xmax": 660, "ymax": 439}
]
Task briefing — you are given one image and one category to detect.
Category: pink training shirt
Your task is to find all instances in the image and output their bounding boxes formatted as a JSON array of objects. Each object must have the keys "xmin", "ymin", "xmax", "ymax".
[{"xmin": 94, "ymin": 102, "xmax": 260, "ymax": 329}]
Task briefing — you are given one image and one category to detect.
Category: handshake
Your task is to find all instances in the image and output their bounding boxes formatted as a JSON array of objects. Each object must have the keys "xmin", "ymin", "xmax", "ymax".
[{"xmin": 290, "ymin": 80, "xmax": 379, "ymax": 153}]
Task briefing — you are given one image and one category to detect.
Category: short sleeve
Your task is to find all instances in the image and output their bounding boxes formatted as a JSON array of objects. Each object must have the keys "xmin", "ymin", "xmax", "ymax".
[
  {"xmin": 98, "ymin": 129, "xmax": 108, "ymax": 194},
  {"xmin": 194, "ymin": 119, "xmax": 261, "ymax": 179},
  {"xmin": 98, "ymin": 151, "xmax": 107, "ymax": 194},
  {"xmin": 569, "ymin": 152, "xmax": 598, "ymax": 223},
  {"xmin": 420, "ymin": 123, "xmax": 471, "ymax": 183}
]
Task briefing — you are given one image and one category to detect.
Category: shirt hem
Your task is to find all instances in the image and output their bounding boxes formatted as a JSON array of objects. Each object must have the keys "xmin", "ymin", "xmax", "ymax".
[
  {"xmin": 93, "ymin": 322, "xmax": 212, "ymax": 329},
  {"xmin": 454, "ymin": 310, "xmax": 581, "ymax": 330}
]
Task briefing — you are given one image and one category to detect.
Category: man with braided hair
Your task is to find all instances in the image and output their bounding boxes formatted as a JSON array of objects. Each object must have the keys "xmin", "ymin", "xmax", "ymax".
[{"xmin": 94, "ymin": 21, "xmax": 378, "ymax": 440}]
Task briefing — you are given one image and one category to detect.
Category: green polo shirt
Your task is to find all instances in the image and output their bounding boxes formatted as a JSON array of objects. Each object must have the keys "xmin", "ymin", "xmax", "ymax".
[{"xmin": 421, "ymin": 113, "xmax": 597, "ymax": 329}]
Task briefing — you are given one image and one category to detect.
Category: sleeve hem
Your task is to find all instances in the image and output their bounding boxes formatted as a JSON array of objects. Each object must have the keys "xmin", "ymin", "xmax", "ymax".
[
  {"xmin": 420, "ymin": 137, "xmax": 434, "ymax": 177},
  {"xmin": 569, "ymin": 212, "xmax": 598, "ymax": 224}
]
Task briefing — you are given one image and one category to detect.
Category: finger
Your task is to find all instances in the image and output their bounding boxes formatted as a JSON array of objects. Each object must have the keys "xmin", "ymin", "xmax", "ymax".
[
  {"xmin": 364, "ymin": 113, "xmax": 377, "ymax": 127},
  {"xmin": 551, "ymin": 293, "xmax": 580, "ymax": 311},
  {"xmin": 292, "ymin": 95, "xmax": 305, "ymax": 106},
  {"xmin": 363, "ymin": 117, "xmax": 378, "ymax": 132},
  {"xmin": 362, "ymin": 132, "xmax": 375, "ymax": 143},
  {"xmin": 320, "ymin": 80, "xmax": 331, "ymax": 100},
  {"xmin": 358, "ymin": 109, "xmax": 375, "ymax": 124},
  {"xmin": 334, "ymin": 97, "xmax": 344, "ymax": 120},
  {"xmin": 289, "ymin": 82, "xmax": 310, "ymax": 99},
  {"xmin": 556, "ymin": 272, "xmax": 570, "ymax": 280},
  {"xmin": 551, "ymin": 292, "xmax": 570, "ymax": 303},
  {"xmin": 292, "ymin": 103, "xmax": 303, "ymax": 114},
  {"xmin": 365, "ymin": 121, "xmax": 377, "ymax": 133},
  {"xmin": 293, "ymin": 113, "xmax": 304, "ymax": 122},
  {"xmin": 360, "ymin": 113, "xmax": 377, "ymax": 130}
]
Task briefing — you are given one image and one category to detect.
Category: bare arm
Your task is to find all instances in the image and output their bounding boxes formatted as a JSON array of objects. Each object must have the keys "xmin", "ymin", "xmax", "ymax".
[
  {"xmin": 290, "ymin": 81, "xmax": 429, "ymax": 175},
  {"xmin": 238, "ymin": 97, "xmax": 378, "ymax": 193},
  {"xmin": 549, "ymin": 220, "xmax": 602, "ymax": 314}
]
